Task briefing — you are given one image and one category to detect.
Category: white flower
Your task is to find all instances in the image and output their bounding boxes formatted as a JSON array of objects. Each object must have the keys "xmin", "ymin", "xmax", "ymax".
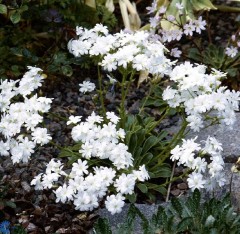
[
  {"xmin": 67, "ymin": 115, "xmax": 82, "ymax": 125},
  {"xmin": 187, "ymin": 172, "xmax": 206, "ymax": 190},
  {"xmin": 176, "ymin": 2, "xmax": 184, "ymax": 11},
  {"xmin": 105, "ymin": 194, "xmax": 125, "ymax": 214},
  {"xmin": 79, "ymin": 81, "xmax": 96, "ymax": 93},
  {"xmin": 170, "ymin": 48, "xmax": 182, "ymax": 58},
  {"xmin": 31, "ymin": 173, "xmax": 43, "ymax": 190},
  {"xmin": 31, "ymin": 127, "xmax": 52, "ymax": 146},
  {"xmin": 167, "ymin": 15, "xmax": 175, "ymax": 22},
  {"xmin": 114, "ymin": 173, "xmax": 136, "ymax": 195},
  {"xmin": 55, "ymin": 184, "xmax": 74, "ymax": 203},
  {"xmin": 79, "ymin": 142, "xmax": 93, "ymax": 159},
  {"xmin": 193, "ymin": 16, "xmax": 206, "ymax": 34},
  {"xmin": 0, "ymin": 140, "xmax": 10, "ymax": 156},
  {"xmin": 70, "ymin": 159, "xmax": 89, "ymax": 177},
  {"xmin": 163, "ymin": 87, "xmax": 177, "ymax": 100},
  {"xmin": 133, "ymin": 165, "xmax": 150, "ymax": 181},
  {"xmin": 146, "ymin": 0, "xmax": 157, "ymax": 14},
  {"xmin": 74, "ymin": 192, "xmax": 99, "ymax": 211},
  {"xmin": 225, "ymin": 46, "xmax": 238, "ymax": 58},
  {"xmin": 183, "ymin": 22, "xmax": 195, "ymax": 36},
  {"xmin": 106, "ymin": 112, "xmax": 120, "ymax": 124}
]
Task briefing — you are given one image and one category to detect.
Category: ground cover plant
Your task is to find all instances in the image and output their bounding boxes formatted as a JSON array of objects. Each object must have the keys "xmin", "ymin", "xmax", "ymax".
[
  {"xmin": 93, "ymin": 189, "xmax": 240, "ymax": 234},
  {"xmin": 0, "ymin": 0, "xmax": 240, "ymax": 233}
]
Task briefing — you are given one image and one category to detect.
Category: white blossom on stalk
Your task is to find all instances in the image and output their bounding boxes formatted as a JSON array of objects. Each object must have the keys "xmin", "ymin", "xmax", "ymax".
[
  {"xmin": 79, "ymin": 81, "xmax": 96, "ymax": 93},
  {"xmin": 170, "ymin": 48, "xmax": 182, "ymax": 58},
  {"xmin": 105, "ymin": 194, "xmax": 125, "ymax": 215},
  {"xmin": 225, "ymin": 46, "xmax": 238, "ymax": 58},
  {"xmin": 187, "ymin": 172, "xmax": 206, "ymax": 190},
  {"xmin": 67, "ymin": 115, "xmax": 82, "ymax": 125},
  {"xmin": 193, "ymin": 16, "xmax": 207, "ymax": 34}
]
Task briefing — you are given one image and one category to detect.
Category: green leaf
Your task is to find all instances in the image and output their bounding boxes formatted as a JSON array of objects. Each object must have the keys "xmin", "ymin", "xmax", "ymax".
[
  {"xmin": 93, "ymin": 218, "xmax": 112, "ymax": 234},
  {"xmin": 5, "ymin": 201, "xmax": 17, "ymax": 209},
  {"xmin": 142, "ymin": 136, "xmax": 159, "ymax": 155},
  {"xmin": 137, "ymin": 183, "xmax": 148, "ymax": 193},
  {"xmin": 145, "ymin": 183, "xmax": 167, "ymax": 195},
  {"xmin": 135, "ymin": 129, "xmax": 146, "ymax": 148},
  {"xmin": 71, "ymin": 143, "xmax": 82, "ymax": 151},
  {"xmin": 19, "ymin": 5, "xmax": 28, "ymax": 12},
  {"xmin": 10, "ymin": 11, "xmax": 21, "ymax": 24},
  {"xmin": 59, "ymin": 148, "xmax": 74, "ymax": 157},
  {"xmin": 136, "ymin": 114, "xmax": 144, "ymax": 127},
  {"xmin": 177, "ymin": 217, "xmax": 193, "ymax": 232},
  {"xmin": 188, "ymin": 48, "xmax": 202, "ymax": 62},
  {"xmin": 171, "ymin": 197, "xmax": 183, "ymax": 216},
  {"xmin": 61, "ymin": 65, "xmax": 73, "ymax": 77},
  {"xmin": 128, "ymin": 133, "xmax": 138, "ymax": 154},
  {"xmin": 126, "ymin": 193, "xmax": 137, "ymax": 203},
  {"xmin": 150, "ymin": 165, "xmax": 171, "ymax": 178},
  {"xmin": 0, "ymin": 4, "xmax": 7, "ymax": 14},
  {"xmin": 139, "ymin": 152, "xmax": 153, "ymax": 166},
  {"xmin": 192, "ymin": 188, "xmax": 201, "ymax": 209}
]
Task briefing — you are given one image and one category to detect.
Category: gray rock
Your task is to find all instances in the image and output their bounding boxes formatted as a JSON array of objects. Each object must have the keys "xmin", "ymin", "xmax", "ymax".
[{"xmin": 95, "ymin": 203, "xmax": 163, "ymax": 234}]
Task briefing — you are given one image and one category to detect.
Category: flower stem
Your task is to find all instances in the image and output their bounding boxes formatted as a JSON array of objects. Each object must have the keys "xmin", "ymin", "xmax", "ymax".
[
  {"xmin": 119, "ymin": 71, "xmax": 135, "ymax": 128},
  {"xmin": 97, "ymin": 65, "xmax": 106, "ymax": 117}
]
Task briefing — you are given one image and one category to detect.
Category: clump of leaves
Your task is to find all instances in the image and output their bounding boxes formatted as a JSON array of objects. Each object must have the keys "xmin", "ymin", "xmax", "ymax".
[
  {"xmin": 93, "ymin": 189, "xmax": 240, "ymax": 234},
  {"xmin": 0, "ymin": 0, "xmax": 117, "ymax": 80},
  {"xmin": 124, "ymin": 114, "xmax": 171, "ymax": 203}
]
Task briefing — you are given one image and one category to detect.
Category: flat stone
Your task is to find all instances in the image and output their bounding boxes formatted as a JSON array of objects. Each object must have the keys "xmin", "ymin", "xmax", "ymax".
[
  {"xmin": 95, "ymin": 203, "xmax": 163, "ymax": 234},
  {"xmin": 177, "ymin": 182, "xmax": 188, "ymax": 190}
]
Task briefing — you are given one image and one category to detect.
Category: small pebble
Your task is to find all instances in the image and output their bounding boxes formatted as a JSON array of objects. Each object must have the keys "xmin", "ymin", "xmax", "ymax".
[{"xmin": 177, "ymin": 183, "xmax": 188, "ymax": 190}]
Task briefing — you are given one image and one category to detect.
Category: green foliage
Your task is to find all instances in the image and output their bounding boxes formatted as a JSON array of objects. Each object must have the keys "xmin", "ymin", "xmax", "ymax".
[
  {"xmin": 93, "ymin": 190, "xmax": 240, "ymax": 234},
  {"xmin": 11, "ymin": 225, "xmax": 27, "ymax": 234},
  {"xmin": 0, "ymin": 0, "xmax": 117, "ymax": 81},
  {"xmin": 157, "ymin": 0, "xmax": 216, "ymax": 30},
  {"xmin": 124, "ymin": 114, "xmax": 172, "ymax": 201},
  {"xmin": 0, "ymin": 182, "xmax": 16, "ymax": 219}
]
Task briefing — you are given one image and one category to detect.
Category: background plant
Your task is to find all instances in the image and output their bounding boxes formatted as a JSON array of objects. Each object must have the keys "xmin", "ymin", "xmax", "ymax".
[
  {"xmin": 145, "ymin": 0, "xmax": 240, "ymax": 89},
  {"xmin": 93, "ymin": 189, "xmax": 240, "ymax": 234},
  {"xmin": 0, "ymin": 0, "xmax": 117, "ymax": 80}
]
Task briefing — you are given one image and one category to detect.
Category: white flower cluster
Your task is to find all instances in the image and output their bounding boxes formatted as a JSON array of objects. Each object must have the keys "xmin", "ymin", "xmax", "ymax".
[
  {"xmin": 0, "ymin": 66, "xmax": 52, "ymax": 163},
  {"xmin": 68, "ymin": 24, "xmax": 173, "ymax": 75},
  {"xmin": 31, "ymin": 112, "xmax": 149, "ymax": 214},
  {"xmin": 147, "ymin": 1, "xmax": 207, "ymax": 43},
  {"xmin": 163, "ymin": 62, "xmax": 240, "ymax": 132},
  {"xmin": 171, "ymin": 136, "xmax": 225, "ymax": 191},
  {"xmin": 157, "ymin": 16, "xmax": 206, "ymax": 43}
]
